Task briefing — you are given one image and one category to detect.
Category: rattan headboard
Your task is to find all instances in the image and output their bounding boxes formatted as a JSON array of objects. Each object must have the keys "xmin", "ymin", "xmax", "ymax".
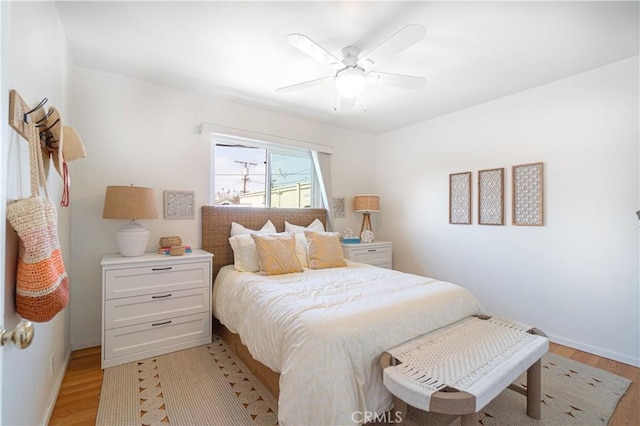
[{"xmin": 202, "ymin": 206, "xmax": 327, "ymax": 282}]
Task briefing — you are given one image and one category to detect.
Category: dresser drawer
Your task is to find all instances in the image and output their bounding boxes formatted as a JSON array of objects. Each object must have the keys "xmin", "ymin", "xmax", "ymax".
[
  {"xmin": 105, "ymin": 261, "xmax": 209, "ymax": 300},
  {"xmin": 104, "ymin": 312, "xmax": 210, "ymax": 362},
  {"xmin": 364, "ymin": 258, "xmax": 393, "ymax": 269},
  {"xmin": 105, "ymin": 286, "xmax": 210, "ymax": 329},
  {"xmin": 347, "ymin": 246, "xmax": 391, "ymax": 264}
]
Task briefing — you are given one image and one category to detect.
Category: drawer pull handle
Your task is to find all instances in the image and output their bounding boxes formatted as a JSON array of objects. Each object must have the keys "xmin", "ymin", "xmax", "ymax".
[
  {"xmin": 152, "ymin": 267, "xmax": 173, "ymax": 271},
  {"xmin": 151, "ymin": 320, "xmax": 172, "ymax": 327},
  {"xmin": 367, "ymin": 249, "xmax": 377, "ymax": 252},
  {"xmin": 152, "ymin": 294, "xmax": 172, "ymax": 299}
]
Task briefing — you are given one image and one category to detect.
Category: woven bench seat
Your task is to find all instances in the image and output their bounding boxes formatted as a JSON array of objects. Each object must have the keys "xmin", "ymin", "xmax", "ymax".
[{"xmin": 381, "ymin": 316, "xmax": 548, "ymax": 425}]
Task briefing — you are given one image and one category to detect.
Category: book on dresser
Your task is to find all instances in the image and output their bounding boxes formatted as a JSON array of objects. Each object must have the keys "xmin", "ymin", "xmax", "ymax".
[
  {"xmin": 100, "ymin": 249, "xmax": 213, "ymax": 368},
  {"xmin": 341, "ymin": 237, "xmax": 361, "ymax": 244}
]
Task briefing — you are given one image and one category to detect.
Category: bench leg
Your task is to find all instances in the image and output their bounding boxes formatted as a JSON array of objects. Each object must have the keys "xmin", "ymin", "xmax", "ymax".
[
  {"xmin": 461, "ymin": 412, "xmax": 477, "ymax": 426},
  {"xmin": 393, "ymin": 396, "xmax": 408, "ymax": 424},
  {"xmin": 526, "ymin": 358, "xmax": 542, "ymax": 419}
]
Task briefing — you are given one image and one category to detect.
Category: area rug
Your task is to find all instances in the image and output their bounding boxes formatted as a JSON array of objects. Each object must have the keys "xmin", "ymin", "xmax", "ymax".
[
  {"xmin": 412, "ymin": 352, "xmax": 631, "ymax": 426},
  {"xmin": 97, "ymin": 336, "xmax": 278, "ymax": 425},
  {"xmin": 97, "ymin": 338, "xmax": 631, "ymax": 426}
]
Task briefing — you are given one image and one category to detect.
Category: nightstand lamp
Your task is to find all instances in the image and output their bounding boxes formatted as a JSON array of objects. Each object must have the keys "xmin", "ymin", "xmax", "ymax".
[
  {"xmin": 354, "ymin": 194, "xmax": 380, "ymax": 242},
  {"xmin": 102, "ymin": 185, "xmax": 158, "ymax": 257}
]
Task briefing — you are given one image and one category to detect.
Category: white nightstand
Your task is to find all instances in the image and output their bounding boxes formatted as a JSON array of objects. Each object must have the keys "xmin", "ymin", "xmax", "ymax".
[
  {"xmin": 342, "ymin": 241, "xmax": 393, "ymax": 269},
  {"xmin": 100, "ymin": 250, "xmax": 213, "ymax": 368}
]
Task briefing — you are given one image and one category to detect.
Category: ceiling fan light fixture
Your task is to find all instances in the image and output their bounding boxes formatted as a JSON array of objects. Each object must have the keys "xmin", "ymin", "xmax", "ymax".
[{"xmin": 335, "ymin": 67, "xmax": 366, "ymax": 99}]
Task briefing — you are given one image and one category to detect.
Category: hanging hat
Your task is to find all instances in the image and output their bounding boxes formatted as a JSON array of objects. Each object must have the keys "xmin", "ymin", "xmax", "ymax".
[
  {"xmin": 39, "ymin": 106, "xmax": 64, "ymax": 178},
  {"xmin": 43, "ymin": 107, "xmax": 72, "ymax": 207},
  {"xmin": 62, "ymin": 126, "xmax": 87, "ymax": 162},
  {"xmin": 39, "ymin": 106, "xmax": 63, "ymax": 177}
]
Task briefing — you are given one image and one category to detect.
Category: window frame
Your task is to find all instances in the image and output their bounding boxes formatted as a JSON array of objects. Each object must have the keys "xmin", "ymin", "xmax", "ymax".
[{"xmin": 211, "ymin": 134, "xmax": 318, "ymax": 208}]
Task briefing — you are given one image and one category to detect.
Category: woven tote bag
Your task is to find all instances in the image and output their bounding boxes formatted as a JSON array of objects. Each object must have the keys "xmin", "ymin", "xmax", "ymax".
[{"xmin": 7, "ymin": 124, "xmax": 69, "ymax": 322}]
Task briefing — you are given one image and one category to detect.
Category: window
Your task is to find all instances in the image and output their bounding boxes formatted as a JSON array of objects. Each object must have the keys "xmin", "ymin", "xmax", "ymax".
[{"xmin": 213, "ymin": 138, "xmax": 317, "ymax": 208}]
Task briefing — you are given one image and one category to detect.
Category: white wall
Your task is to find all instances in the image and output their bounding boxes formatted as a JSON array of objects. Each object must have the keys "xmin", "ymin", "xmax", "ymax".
[
  {"xmin": 1, "ymin": 2, "xmax": 72, "ymax": 424},
  {"xmin": 67, "ymin": 66, "xmax": 374, "ymax": 348},
  {"xmin": 375, "ymin": 57, "xmax": 640, "ymax": 366}
]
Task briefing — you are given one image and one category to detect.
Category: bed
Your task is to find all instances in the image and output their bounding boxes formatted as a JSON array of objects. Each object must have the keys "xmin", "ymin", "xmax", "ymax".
[{"xmin": 202, "ymin": 206, "xmax": 485, "ymax": 425}]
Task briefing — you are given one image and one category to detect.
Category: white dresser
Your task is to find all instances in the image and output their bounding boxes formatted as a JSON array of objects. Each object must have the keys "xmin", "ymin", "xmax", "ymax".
[
  {"xmin": 342, "ymin": 241, "xmax": 393, "ymax": 269},
  {"xmin": 101, "ymin": 250, "xmax": 213, "ymax": 368}
]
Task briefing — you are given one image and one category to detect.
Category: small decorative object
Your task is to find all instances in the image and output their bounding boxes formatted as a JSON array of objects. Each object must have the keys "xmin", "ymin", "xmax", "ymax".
[
  {"xmin": 478, "ymin": 168, "xmax": 504, "ymax": 225},
  {"xmin": 170, "ymin": 246, "xmax": 186, "ymax": 256},
  {"xmin": 449, "ymin": 172, "xmax": 472, "ymax": 224},
  {"xmin": 103, "ymin": 185, "xmax": 159, "ymax": 257},
  {"xmin": 333, "ymin": 197, "xmax": 346, "ymax": 218},
  {"xmin": 343, "ymin": 228, "xmax": 354, "ymax": 238},
  {"xmin": 361, "ymin": 230, "xmax": 375, "ymax": 243},
  {"xmin": 159, "ymin": 236, "xmax": 182, "ymax": 247},
  {"xmin": 164, "ymin": 190, "xmax": 195, "ymax": 220},
  {"xmin": 512, "ymin": 162, "xmax": 543, "ymax": 226},
  {"xmin": 354, "ymin": 194, "xmax": 380, "ymax": 240}
]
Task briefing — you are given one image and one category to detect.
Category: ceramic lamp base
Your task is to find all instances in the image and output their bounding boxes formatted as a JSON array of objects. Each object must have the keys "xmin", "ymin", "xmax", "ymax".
[{"xmin": 116, "ymin": 220, "xmax": 150, "ymax": 257}]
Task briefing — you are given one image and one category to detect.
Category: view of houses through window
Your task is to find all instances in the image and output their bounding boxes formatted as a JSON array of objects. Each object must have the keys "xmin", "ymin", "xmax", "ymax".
[{"xmin": 214, "ymin": 143, "xmax": 315, "ymax": 208}]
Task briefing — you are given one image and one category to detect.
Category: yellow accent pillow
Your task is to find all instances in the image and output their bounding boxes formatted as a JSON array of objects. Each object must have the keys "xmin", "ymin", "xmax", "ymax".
[
  {"xmin": 304, "ymin": 231, "xmax": 347, "ymax": 269},
  {"xmin": 251, "ymin": 233, "xmax": 303, "ymax": 275}
]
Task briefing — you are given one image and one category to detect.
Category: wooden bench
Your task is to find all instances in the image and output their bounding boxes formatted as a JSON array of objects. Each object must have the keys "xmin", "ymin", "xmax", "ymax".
[{"xmin": 380, "ymin": 316, "xmax": 548, "ymax": 425}]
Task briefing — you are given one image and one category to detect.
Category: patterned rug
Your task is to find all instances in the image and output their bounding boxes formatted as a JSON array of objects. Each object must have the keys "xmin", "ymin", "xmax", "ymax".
[
  {"xmin": 410, "ymin": 352, "xmax": 631, "ymax": 426},
  {"xmin": 97, "ymin": 336, "xmax": 278, "ymax": 425},
  {"xmin": 97, "ymin": 338, "xmax": 631, "ymax": 425}
]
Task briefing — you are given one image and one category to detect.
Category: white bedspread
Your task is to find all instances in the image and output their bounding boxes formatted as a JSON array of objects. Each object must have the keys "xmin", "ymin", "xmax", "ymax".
[{"xmin": 213, "ymin": 262, "xmax": 484, "ymax": 425}]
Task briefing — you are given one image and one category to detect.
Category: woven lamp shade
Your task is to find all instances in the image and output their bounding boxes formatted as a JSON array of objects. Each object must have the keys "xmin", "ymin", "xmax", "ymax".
[
  {"xmin": 353, "ymin": 195, "xmax": 380, "ymax": 212},
  {"xmin": 103, "ymin": 186, "xmax": 158, "ymax": 220}
]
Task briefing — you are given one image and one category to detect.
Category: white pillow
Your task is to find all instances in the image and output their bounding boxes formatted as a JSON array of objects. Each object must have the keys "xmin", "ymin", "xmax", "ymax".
[
  {"xmin": 230, "ymin": 220, "xmax": 277, "ymax": 236},
  {"xmin": 294, "ymin": 233, "xmax": 309, "ymax": 268},
  {"xmin": 228, "ymin": 234, "xmax": 260, "ymax": 272},
  {"xmin": 284, "ymin": 218, "xmax": 325, "ymax": 234},
  {"xmin": 229, "ymin": 232, "xmax": 309, "ymax": 271}
]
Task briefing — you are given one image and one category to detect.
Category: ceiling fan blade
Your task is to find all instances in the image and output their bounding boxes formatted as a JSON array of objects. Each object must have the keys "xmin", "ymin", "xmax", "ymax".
[
  {"xmin": 287, "ymin": 34, "xmax": 344, "ymax": 70},
  {"xmin": 276, "ymin": 76, "xmax": 334, "ymax": 94},
  {"xmin": 358, "ymin": 24, "xmax": 426, "ymax": 73},
  {"xmin": 367, "ymin": 71, "xmax": 426, "ymax": 90}
]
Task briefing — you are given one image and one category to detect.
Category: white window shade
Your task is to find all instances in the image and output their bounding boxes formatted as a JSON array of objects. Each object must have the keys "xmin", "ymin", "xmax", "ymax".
[{"xmin": 312, "ymin": 151, "xmax": 333, "ymax": 231}]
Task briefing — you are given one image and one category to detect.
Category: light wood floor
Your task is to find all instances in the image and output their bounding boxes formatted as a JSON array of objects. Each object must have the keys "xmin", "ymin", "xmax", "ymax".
[
  {"xmin": 48, "ymin": 342, "xmax": 638, "ymax": 425},
  {"xmin": 49, "ymin": 346, "xmax": 103, "ymax": 426}
]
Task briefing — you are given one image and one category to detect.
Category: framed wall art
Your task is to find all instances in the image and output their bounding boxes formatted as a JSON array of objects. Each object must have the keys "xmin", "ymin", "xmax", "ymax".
[
  {"xmin": 332, "ymin": 197, "xmax": 346, "ymax": 218},
  {"xmin": 478, "ymin": 168, "xmax": 504, "ymax": 225},
  {"xmin": 164, "ymin": 190, "xmax": 195, "ymax": 220},
  {"xmin": 449, "ymin": 172, "xmax": 472, "ymax": 224},
  {"xmin": 512, "ymin": 162, "xmax": 543, "ymax": 226}
]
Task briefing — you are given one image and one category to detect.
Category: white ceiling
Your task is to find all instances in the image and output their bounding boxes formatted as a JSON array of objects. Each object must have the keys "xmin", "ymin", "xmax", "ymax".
[{"xmin": 55, "ymin": 1, "xmax": 639, "ymax": 135}]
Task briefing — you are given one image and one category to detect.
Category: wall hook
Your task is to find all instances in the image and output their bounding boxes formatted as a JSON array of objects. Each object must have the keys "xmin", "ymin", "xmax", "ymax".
[
  {"xmin": 23, "ymin": 97, "xmax": 47, "ymax": 123},
  {"xmin": 39, "ymin": 118, "xmax": 59, "ymax": 135},
  {"xmin": 35, "ymin": 108, "xmax": 54, "ymax": 126}
]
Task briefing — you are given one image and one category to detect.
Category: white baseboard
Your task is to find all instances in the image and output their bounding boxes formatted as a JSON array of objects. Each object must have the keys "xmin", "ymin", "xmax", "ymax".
[
  {"xmin": 41, "ymin": 348, "xmax": 72, "ymax": 426},
  {"xmin": 72, "ymin": 337, "xmax": 101, "ymax": 351},
  {"xmin": 548, "ymin": 333, "xmax": 640, "ymax": 367}
]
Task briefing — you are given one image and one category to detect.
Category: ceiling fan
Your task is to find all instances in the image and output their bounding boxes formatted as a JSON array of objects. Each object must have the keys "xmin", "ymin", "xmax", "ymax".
[{"xmin": 276, "ymin": 24, "xmax": 427, "ymax": 110}]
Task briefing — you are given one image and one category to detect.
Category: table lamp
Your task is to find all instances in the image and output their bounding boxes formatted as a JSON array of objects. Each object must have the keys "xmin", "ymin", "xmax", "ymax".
[
  {"xmin": 102, "ymin": 185, "xmax": 158, "ymax": 256},
  {"xmin": 353, "ymin": 194, "xmax": 380, "ymax": 241}
]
